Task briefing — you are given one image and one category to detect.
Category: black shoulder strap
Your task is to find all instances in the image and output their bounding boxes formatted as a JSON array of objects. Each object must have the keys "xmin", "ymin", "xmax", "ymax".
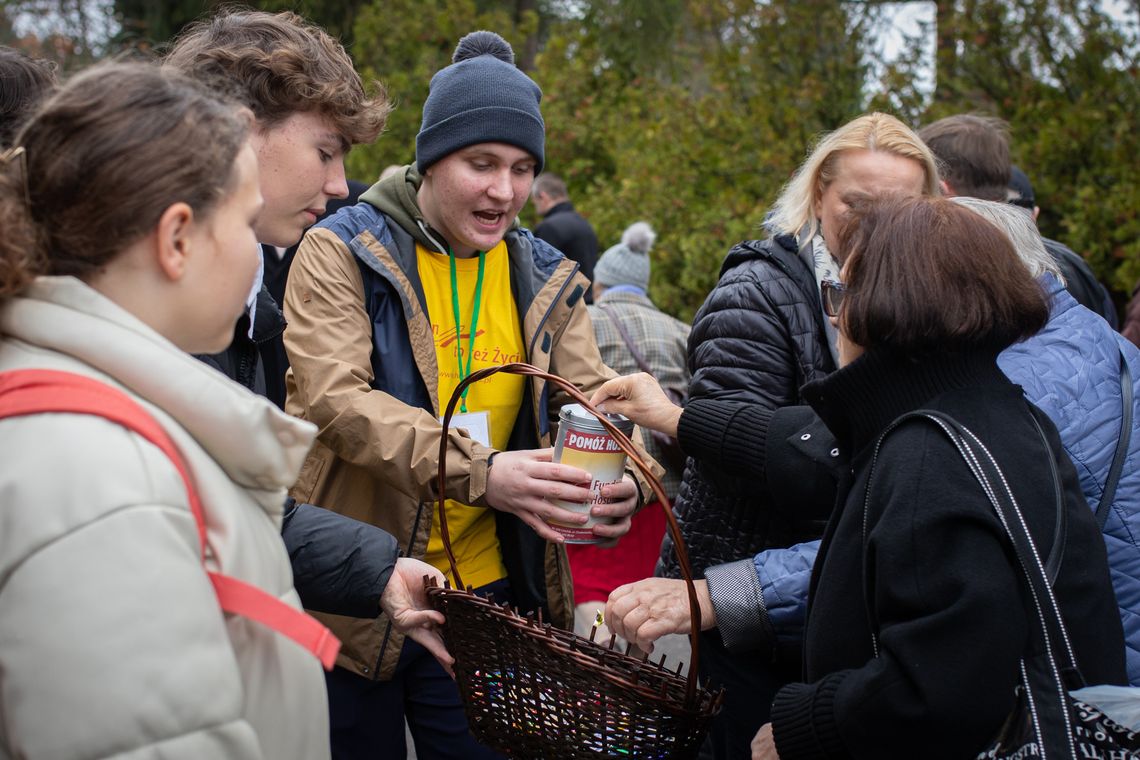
[
  {"xmin": 1096, "ymin": 348, "xmax": 1133, "ymax": 530},
  {"xmin": 863, "ymin": 407, "xmax": 1066, "ymax": 587},
  {"xmin": 862, "ymin": 409, "xmax": 1086, "ymax": 757}
]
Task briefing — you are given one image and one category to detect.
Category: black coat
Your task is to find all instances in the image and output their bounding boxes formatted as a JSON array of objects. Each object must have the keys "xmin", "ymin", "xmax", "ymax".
[
  {"xmin": 660, "ymin": 234, "xmax": 835, "ymax": 579},
  {"xmin": 195, "ymin": 284, "xmax": 285, "ymax": 395},
  {"xmin": 769, "ymin": 348, "xmax": 1125, "ymax": 759},
  {"xmin": 534, "ymin": 201, "xmax": 598, "ymax": 302},
  {"xmin": 281, "ymin": 499, "xmax": 398, "ymax": 618}
]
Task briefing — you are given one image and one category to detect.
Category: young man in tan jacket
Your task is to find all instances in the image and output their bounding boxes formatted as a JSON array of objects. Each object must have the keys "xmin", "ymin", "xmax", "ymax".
[{"xmin": 283, "ymin": 29, "xmax": 658, "ymax": 759}]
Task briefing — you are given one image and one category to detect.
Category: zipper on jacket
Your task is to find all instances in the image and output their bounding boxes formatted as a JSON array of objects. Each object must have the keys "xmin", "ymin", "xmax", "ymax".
[
  {"xmin": 526, "ymin": 258, "xmax": 579, "ymax": 361},
  {"xmin": 525, "ymin": 260, "xmax": 579, "ymax": 441},
  {"xmin": 372, "ymin": 498, "xmax": 429, "ymax": 677}
]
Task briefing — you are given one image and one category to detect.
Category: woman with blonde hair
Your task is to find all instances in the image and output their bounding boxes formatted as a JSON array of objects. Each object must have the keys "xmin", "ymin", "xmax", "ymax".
[{"xmin": 660, "ymin": 112, "xmax": 939, "ymax": 758}]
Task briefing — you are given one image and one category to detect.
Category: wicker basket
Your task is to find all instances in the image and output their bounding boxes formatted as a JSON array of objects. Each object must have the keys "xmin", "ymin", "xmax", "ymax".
[{"xmin": 426, "ymin": 362, "xmax": 723, "ymax": 759}]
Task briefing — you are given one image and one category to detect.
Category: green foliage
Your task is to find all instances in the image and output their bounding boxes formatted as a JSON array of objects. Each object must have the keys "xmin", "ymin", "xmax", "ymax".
[
  {"xmin": 342, "ymin": 0, "xmax": 874, "ymax": 320},
  {"xmin": 512, "ymin": 1, "xmax": 869, "ymax": 319},
  {"xmin": 871, "ymin": 0, "xmax": 1140, "ymax": 306},
  {"xmin": 10, "ymin": 0, "xmax": 1135, "ymax": 319},
  {"xmin": 112, "ymin": 0, "xmax": 221, "ymax": 51},
  {"xmin": 345, "ymin": 0, "xmax": 535, "ymax": 182}
]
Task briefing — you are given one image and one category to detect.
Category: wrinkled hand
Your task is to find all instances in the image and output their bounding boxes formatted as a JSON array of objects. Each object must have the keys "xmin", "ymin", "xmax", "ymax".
[
  {"xmin": 380, "ymin": 558, "xmax": 453, "ymax": 674},
  {"xmin": 605, "ymin": 578, "xmax": 716, "ymax": 654},
  {"xmin": 752, "ymin": 723, "xmax": 779, "ymax": 760},
  {"xmin": 589, "ymin": 373, "xmax": 682, "ymax": 437},
  {"xmin": 589, "ymin": 474, "xmax": 639, "ymax": 543},
  {"xmin": 485, "ymin": 448, "xmax": 594, "ymax": 543}
]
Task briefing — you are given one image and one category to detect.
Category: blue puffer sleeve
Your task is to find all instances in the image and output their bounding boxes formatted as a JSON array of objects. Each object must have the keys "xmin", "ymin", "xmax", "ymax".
[
  {"xmin": 756, "ymin": 540, "xmax": 818, "ymax": 646},
  {"xmin": 704, "ymin": 540, "xmax": 819, "ymax": 655}
]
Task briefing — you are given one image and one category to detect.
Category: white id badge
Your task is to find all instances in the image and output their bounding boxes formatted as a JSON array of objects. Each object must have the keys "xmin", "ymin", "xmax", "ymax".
[{"xmin": 443, "ymin": 411, "xmax": 492, "ymax": 447}]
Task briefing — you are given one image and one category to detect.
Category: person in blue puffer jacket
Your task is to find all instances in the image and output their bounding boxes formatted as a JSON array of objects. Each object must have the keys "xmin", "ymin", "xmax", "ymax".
[{"xmin": 595, "ymin": 197, "xmax": 1140, "ymax": 686}]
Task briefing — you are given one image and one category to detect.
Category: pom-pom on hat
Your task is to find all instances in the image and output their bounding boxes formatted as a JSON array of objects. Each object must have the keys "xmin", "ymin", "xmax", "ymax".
[
  {"xmin": 416, "ymin": 31, "xmax": 544, "ymax": 174},
  {"xmin": 595, "ymin": 222, "xmax": 657, "ymax": 291}
]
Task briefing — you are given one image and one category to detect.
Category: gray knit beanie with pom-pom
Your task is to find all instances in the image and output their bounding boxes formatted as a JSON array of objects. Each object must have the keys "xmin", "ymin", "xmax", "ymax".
[
  {"xmin": 416, "ymin": 30, "xmax": 544, "ymax": 174},
  {"xmin": 594, "ymin": 222, "xmax": 656, "ymax": 291}
]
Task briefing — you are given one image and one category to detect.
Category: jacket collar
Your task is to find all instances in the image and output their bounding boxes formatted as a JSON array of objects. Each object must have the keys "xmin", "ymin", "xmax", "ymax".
[
  {"xmin": 359, "ymin": 165, "xmax": 440, "ymax": 251},
  {"xmin": 251, "ymin": 284, "xmax": 286, "ymax": 344},
  {"xmin": 543, "ymin": 200, "xmax": 575, "ymax": 218},
  {"xmin": 0, "ymin": 276, "xmax": 315, "ymax": 491},
  {"xmin": 804, "ymin": 346, "xmax": 1009, "ymax": 457},
  {"xmin": 720, "ymin": 232, "xmax": 799, "ymax": 277}
]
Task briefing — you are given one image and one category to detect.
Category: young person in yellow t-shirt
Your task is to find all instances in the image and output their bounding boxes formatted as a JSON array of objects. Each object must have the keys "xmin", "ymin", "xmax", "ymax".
[{"xmin": 283, "ymin": 30, "xmax": 659, "ymax": 759}]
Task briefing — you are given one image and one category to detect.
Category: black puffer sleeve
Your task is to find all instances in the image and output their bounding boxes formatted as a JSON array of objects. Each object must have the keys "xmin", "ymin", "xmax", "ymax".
[
  {"xmin": 660, "ymin": 237, "xmax": 838, "ymax": 577},
  {"xmin": 282, "ymin": 499, "xmax": 399, "ymax": 618},
  {"xmin": 687, "ymin": 243, "xmax": 806, "ymax": 409}
]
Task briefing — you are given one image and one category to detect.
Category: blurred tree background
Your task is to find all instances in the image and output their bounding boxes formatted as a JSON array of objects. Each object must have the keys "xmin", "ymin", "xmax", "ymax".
[{"xmin": 2, "ymin": 0, "xmax": 1137, "ymax": 320}]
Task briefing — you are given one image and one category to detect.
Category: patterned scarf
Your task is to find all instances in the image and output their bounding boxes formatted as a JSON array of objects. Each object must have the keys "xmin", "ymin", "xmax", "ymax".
[{"xmin": 798, "ymin": 226, "xmax": 842, "ymax": 367}]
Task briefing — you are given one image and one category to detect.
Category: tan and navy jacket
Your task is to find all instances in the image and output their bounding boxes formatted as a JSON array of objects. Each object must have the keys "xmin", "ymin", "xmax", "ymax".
[{"xmin": 283, "ymin": 167, "xmax": 659, "ymax": 680}]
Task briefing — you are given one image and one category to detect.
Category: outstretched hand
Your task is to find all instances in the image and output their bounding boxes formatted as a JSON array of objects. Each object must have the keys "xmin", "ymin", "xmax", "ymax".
[
  {"xmin": 589, "ymin": 373, "xmax": 683, "ymax": 437},
  {"xmin": 604, "ymin": 577, "xmax": 716, "ymax": 654},
  {"xmin": 381, "ymin": 558, "xmax": 453, "ymax": 674},
  {"xmin": 752, "ymin": 723, "xmax": 780, "ymax": 759}
]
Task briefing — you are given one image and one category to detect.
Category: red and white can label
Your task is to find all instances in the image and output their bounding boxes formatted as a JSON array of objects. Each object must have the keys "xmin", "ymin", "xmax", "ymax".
[{"xmin": 547, "ymin": 422, "xmax": 629, "ymax": 543}]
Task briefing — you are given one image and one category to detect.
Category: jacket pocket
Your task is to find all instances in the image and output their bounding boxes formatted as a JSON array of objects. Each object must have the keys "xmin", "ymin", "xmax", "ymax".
[{"xmin": 290, "ymin": 446, "xmax": 329, "ymax": 503}]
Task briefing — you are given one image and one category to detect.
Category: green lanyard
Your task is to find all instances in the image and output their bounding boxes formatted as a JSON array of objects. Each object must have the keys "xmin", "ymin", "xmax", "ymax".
[{"xmin": 448, "ymin": 248, "xmax": 486, "ymax": 413}]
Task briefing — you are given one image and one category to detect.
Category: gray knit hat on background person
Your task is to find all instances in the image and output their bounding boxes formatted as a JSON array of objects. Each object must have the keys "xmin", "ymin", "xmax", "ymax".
[
  {"xmin": 594, "ymin": 222, "xmax": 656, "ymax": 291},
  {"xmin": 415, "ymin": 31, "xmax": 545, "ymax": 174}
]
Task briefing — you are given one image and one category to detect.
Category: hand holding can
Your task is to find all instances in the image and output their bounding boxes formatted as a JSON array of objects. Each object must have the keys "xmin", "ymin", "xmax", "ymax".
[{"xmin": 547, "ymin": 403, "xmax": 634, "ymax": 544}]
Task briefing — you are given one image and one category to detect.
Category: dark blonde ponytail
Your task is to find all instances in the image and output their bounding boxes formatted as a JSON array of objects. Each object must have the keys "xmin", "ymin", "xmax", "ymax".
[{"xmin": 0, "ymin": 61, "xmax": 249, "ymax": 307}]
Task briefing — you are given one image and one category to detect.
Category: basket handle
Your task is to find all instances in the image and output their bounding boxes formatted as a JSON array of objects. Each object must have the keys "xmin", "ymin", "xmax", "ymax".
[{"xmin": 435, "ymin": 362, "xmax": 704, "ymax": 703}]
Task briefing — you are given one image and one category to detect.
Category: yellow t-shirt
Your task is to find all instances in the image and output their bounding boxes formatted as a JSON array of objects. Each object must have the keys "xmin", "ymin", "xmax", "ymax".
[{"xmin": 416, "ymin": 240, "xmax": 526, "ymax": 588}]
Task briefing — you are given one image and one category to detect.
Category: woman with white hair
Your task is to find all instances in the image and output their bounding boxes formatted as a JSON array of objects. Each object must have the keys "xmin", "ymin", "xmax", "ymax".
[{"xmin": 658, "ymin": 112, "xmax": 940, "ymax": 758}]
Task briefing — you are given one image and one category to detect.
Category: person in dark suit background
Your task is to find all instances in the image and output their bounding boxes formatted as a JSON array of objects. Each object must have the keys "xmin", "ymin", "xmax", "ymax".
[{"xmin": 532, "ymin": 172, "xmax": 599, "ymax": 302}]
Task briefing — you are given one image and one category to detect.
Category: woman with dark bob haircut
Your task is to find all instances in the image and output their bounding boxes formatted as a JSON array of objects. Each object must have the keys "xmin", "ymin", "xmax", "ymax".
[{"xmin": 744, "ymin": 196, "xmax": 1125, "ymax": 758}]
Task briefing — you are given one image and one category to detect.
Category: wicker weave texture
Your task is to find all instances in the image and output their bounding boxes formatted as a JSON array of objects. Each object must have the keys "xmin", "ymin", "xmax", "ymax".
[
  {"xmin": 428, "ymin": 585, "xmax": 719, "ymax": 759},
  {"xmin": 431, "ymin": 363, "xmax": 722, "ymax": 758}
]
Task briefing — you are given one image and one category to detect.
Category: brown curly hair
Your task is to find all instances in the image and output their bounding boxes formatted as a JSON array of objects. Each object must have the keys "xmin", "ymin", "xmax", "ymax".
[
  {"xmin": 164, "ymin": 8, "xmax": 390, "ymax": 148},
  {"xmin": 0, "ymin": 46, "xmax": 58, "ymax": 149}
]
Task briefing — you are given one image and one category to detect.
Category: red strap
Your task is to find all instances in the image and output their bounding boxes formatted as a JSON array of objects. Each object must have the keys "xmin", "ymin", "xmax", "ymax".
[
  {"xmin": 0, "ymin": 369, "xmax": 210, "ymax": 558},
  {"xmin": 210, "ymin": 574, "xmax": 341, "ymax": 670},
  {"xmin": 0, "ymin": 369, "xmax": 340, "ymax": 670}
]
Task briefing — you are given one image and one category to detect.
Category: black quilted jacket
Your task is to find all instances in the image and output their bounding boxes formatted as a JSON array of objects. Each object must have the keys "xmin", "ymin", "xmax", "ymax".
[{"xmin": 659, "ymin": 233, "xmax": 836, "ymax": 578}]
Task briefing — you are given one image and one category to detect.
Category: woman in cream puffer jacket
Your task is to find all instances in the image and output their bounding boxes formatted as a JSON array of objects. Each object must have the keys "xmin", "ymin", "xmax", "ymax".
[{"xmin": 0, "ymin": 62, "xmax": 329, "ymax": 759}]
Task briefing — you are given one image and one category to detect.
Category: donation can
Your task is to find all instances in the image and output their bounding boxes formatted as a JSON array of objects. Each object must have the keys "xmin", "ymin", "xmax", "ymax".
[{"xmin": 547, "ymin": 403, "xmax": 635, "ymax": 543}]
